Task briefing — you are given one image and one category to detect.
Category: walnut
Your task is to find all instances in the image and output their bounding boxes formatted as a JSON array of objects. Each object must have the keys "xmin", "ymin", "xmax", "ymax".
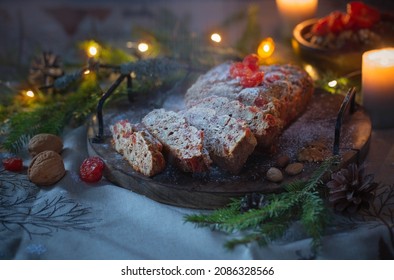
[
  {"xmin": 28, "ymin": 151, "xmax": 65, "ymax": 186},
  {"xmin": 297, "ymin": 140, "xmax": 331, "ymax": 162},
  {"xmin": 28, "ymin": 133, "xmax": 63, "ymax": 157}
]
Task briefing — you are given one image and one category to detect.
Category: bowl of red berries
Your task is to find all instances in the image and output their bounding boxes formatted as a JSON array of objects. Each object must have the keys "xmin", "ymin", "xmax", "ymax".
[{"xmin": 292, "ymin": 1, "xmax": 394, "ymax": 74}]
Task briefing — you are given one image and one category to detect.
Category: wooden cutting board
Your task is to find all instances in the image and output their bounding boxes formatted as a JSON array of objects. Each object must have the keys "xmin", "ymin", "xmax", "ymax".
[{"xmin": 87, "ymin": 89, "xmax": 371, "ymax": 209}]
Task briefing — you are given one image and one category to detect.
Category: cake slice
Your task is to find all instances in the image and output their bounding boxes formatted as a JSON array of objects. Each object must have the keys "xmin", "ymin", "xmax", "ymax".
[
  {"xmin": 110, "ymin": 120, "xmax": 166, "ymax": 177},
  {"xmin": 189, "ymin": 96, "xmax": 283, "ymax": 151},
  {"xmin": 142, "ymin": 109, "xmax": 211, "ymax": 173},
  {"xmin": 182, "ymin": 106, "xmax": 257, "ymax": 174}
]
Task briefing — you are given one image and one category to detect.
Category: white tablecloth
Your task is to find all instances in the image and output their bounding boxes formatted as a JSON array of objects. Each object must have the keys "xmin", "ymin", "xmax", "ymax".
[{"xmin": 1, "ymin": 125, "xmax": 393, "ymax": 260}]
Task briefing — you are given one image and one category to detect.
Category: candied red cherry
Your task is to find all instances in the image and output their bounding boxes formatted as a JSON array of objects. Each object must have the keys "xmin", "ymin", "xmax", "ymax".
[
  {"xmin": 240, "ymin": 71, "xmax": 263, "ymax": 88},
  {"xmin": 311, "ymin": 16, "xmax": 330, "ymax": 36},
  {"xmin": 243, "ymin": 54, "xmax": 260, "ymax": 72},
  {"xmin": 341, "ymin": 13, "xmax": 357, "ymax": 30},
  {"xmin": 79, "ymin": 156, "xmax": 105, "ymax": 183},
  {"xmin": 2, "ymin": 157, "xmax": 23, "ymax": 172},
  {"xmin": 229, "ymin": 62, "xmax": 246, "ymax": 78},
  {"xmin": 347, "ymin": 1, "xmax": 380, "ymax": 29},
  {"xmin": 327, "ymin": 11, "xmax": 346, "ymax": 34}
]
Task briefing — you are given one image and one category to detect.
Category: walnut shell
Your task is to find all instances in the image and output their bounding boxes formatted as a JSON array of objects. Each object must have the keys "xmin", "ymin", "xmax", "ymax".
[
  {"xmin": 28, "ymin": 151, "xmax": 65, "ymax": 186},
  {"xmin": 28, "ymin": 133, "xmax": 63, "ymax": 157}
]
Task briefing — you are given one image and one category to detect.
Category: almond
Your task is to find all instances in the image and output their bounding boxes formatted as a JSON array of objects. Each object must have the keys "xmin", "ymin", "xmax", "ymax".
[{"xmin": 285, "ymin": 162, "xmax": 304, "ymax": 176}]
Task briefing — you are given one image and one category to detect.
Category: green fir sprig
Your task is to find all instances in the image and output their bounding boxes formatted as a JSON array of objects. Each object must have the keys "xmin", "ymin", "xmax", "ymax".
[
  {"xmin": 1, "ymin": 74, "xmax": 101, "ymax": 152},
  {"xmin": 185, "ymin": 156, "xmax": 341, "ymax": 251}
]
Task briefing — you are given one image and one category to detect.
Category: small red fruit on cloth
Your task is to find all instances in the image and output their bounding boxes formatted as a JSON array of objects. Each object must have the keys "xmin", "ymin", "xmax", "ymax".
[
  {"xmin": 2, "ymin": 157, "xmax": 23, "ymax": 172},
  {"xmin": 79, "ymin": 156, "xmax": 105, "ymax": 183}
]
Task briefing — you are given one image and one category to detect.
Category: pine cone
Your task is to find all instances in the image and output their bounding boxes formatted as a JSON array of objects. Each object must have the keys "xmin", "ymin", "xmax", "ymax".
[
  {"xmin": 240, "ymin": 193, "xmax": 267, "ymax": 212},
  {"xmin": 327, "ymin": 163, "xmax": 378, "ymax": 214},
  {"xmin": 28, "ymin": 52, "xmax": 64, "ymax": 88}
]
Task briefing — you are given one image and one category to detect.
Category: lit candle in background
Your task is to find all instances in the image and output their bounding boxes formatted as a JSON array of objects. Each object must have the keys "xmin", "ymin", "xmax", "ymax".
[
  {"xmin": 362, "ymin": 48, "xmax": 394, "ymax": 128},
  {"xmin": 276, "ymin": 0, "xmax": 318, "ymax": 37}
]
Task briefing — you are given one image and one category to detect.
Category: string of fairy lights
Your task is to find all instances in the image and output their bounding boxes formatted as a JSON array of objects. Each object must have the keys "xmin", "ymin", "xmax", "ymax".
[{"xmin": 20, "ymin": 31, "xmax": 346, "ymax": 100}]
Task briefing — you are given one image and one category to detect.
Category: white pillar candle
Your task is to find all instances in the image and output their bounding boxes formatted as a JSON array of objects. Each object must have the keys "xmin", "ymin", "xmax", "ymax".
[
  {"xmin": 362, "ymin": 48, "xmax": 394, "ymax": 128},
  {"xmin": 276, "ymin": 0, "xmax": 318, "ymax": 37}
]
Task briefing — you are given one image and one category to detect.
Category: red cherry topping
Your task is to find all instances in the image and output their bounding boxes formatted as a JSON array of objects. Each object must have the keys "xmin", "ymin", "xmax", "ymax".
[
  {"xmin": 79, "ymin": 156, "xmax": 105, "ymax": 183},
  {"xmin": 229, "ymin": 54, "xmax": 264, "ymax": 88}
]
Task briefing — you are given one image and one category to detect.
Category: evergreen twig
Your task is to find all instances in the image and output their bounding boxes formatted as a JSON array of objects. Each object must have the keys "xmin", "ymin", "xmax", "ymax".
[{"xmin": 185, "ymin": 156, "xmax": 341, "ymax": 251}]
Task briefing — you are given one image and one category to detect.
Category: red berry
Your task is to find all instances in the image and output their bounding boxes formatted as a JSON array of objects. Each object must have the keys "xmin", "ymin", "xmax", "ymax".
[
  {"xmin": 230, "ymin": 54, "xmax": 263, "ymax": 88},
  {"xmin": 240, "ymin": 71, "xmax": 264, "ymax": 88},
  {"xmin": 264, "ymin": 114, "xmax": 276, "ymax": 127},
  {"xmin": 2, "ymin": 157, "xmax": 23, "ymax": 172},
  {"xmin": 327, "ymin": 11, "xmax": 346, "ymax": 34},
  {"xmin": 243, "ymin": 54, "xmax": 260, "ymax": 72},
  {"xmin": 347, "ymin": 1, "xmax": 380, "ymax": 29},
  {"xmin": 342, "ymin": 13, "xmax": 357, "ymax": 30},
  {"xmin": 311, "ymin": 16, "xmax": 330, "ymax": 36},
  {"xmin": 79, "ymin": 156, "xmax": 105, "ymax": 183},
  {"xmin": 229, "ymin": 62, "xmax": 246, "ymax": 78}
]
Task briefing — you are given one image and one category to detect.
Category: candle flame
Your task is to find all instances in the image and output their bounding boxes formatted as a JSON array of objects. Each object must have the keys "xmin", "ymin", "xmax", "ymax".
[
  {"xmin": 211, "ymin": 33, "xmax": 222, "ymax": 43},
  {"xmin": 84, "ymin": 70, "xmax": 91, "ymax": 75}
]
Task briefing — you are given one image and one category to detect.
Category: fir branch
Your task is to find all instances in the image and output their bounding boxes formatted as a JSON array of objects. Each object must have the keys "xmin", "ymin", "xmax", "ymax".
[
  {"xmin": 2, "ymin": 103, "xmax": 66, "ymax": 152},
  {"xmin": 303, "ymin": 155, "xmax": 340, "ymax": 192},
  {"xmin": 185, "ymin": 156, "xmax": 340, "ymax": 251},
  {"xmin": 225, "ymin": 233, "xmax": 262, "ymax": 250},
  {"xmin": 1, "ymin": 74, "xmax": 101, "ymax": 153},
  {"xmin": 300, "ymin": 191, "xmax": 327, "ymax": 250},
  {"xmin": 52, "ymin": 70, "xmax": 84, "ymax": 90}
]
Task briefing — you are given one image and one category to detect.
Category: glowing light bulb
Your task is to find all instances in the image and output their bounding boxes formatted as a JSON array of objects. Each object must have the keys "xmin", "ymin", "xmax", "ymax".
[
  {"xmin": 138, "ymin": 42, "xmax": 149, "ymax": 53},
  {"xmin": 84, "ymin": 70, "xmax": 91, "ymax": 75},
  {"xmin": 88, "ymin": 46, "xmax": 98, "ymax": 57},
  {"xmin": 328, "ymin": 80, "xmax": 338, "ymax": 88},
  {"xmin": 303, "ymin": 64, "xmax": 319, "ymax": 80},
  {"xmin": 26, "ymin": 90, "xmax": 35, "ymax": 98},
  {"xmin": 211, "ymin": 33, "xmax": 222, "ymax": 43},
  {"xmin": 257, "ymin": 37, "xmax": 275, "ymax": 59},
  {"xmin": 126, "ymin": 41, "xmax": 134, "ymax": 49}
]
